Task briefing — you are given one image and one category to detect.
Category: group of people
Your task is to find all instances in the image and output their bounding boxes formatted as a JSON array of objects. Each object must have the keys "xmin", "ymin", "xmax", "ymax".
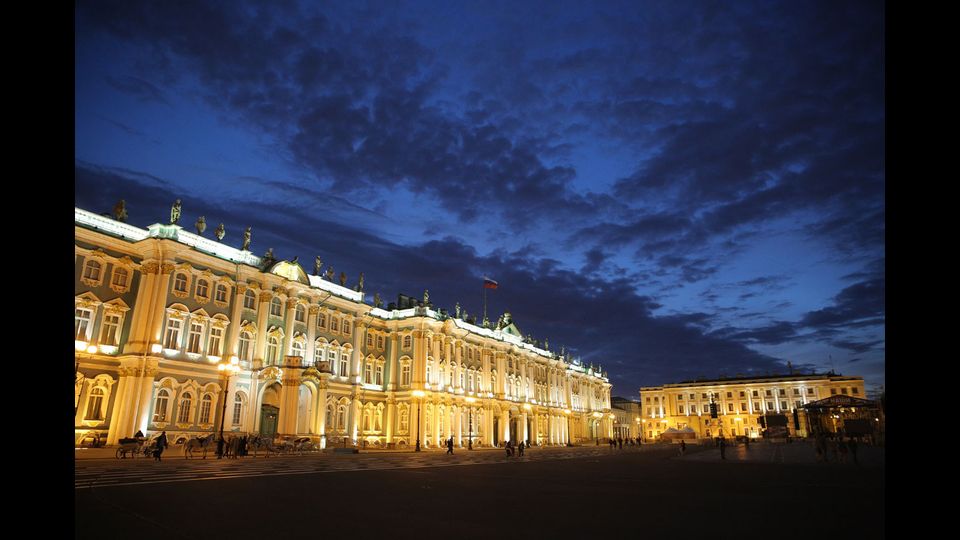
[
  {"xmin": 133, "ymin": 430, "xmax": 167, "ymax": 461},
  {"xmin": 503, "ymin": 439, "xmax": 527, "ymax": 457},
  {"xmin": 217, "ymin": 435, "xmax": 253, "ymax": 459},
  {"xmin": 608, "ymin": 436, "xmax": 642, "ymax": 450},
  {"xmin": 814, "ymin": 432, "xmax": 859, "ymax": 464}
]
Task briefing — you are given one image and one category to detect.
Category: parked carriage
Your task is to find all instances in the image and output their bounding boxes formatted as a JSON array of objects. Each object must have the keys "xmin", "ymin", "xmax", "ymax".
[{"xmin": 115, "ymin": 437, "xmax": 144, "ymax": 459}]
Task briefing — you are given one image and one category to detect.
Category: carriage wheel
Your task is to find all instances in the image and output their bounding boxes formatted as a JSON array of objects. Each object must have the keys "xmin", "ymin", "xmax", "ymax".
[{"xmin": 116, "ymin": 448, "xmax": 124, "ymax": 459}]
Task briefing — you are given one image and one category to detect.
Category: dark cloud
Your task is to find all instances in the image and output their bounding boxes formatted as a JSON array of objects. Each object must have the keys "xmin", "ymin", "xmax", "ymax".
[{"xmin": 104, "ymin": 75, "xmax": 170, "ymax": 105}]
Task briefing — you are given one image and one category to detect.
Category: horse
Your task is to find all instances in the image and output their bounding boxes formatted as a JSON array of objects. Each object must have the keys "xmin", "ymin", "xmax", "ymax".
[
  {"xmin": 183, "ymin": 434, "xmax": 217, "ymax": 459},
  {"xmin": 248, "ymin": 435, "xmax": 279, "ymax": 458}
]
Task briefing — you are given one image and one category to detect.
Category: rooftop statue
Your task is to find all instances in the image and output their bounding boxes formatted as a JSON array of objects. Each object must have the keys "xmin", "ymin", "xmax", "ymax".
[
  {"xmin": 423, "ymin": 289, "xmax": 430, "ymax": 305},
  {"xmin": 214, "ymin": 223, "xmax": 225, "ymax": 241},
  {"xmin": 112, "ymin": 199, "xmax": 127, "ymax": 222},
  {"xmin": 314, "ymin": 256, "xmax": 323, "ymax": 276},
  {"xmin": 242, "ymin": 227, "xmax": 251, "ymax": 251},
  {"xmin": 455, "ymin": 302, "xmax": 461, "ymax": 318},
  {"xmin": 374, "ymin": 292, "xmax": 382, "ymax": 308},
  {"xmin": 339, "ymin": 271, "xmax": 347, "ymax": 286},
  {"xmin": 325, "ymin": 266, "xmax": 335, "ymax": 281},
  {"xmin": 544, "ymin": 339, "xmax": 549, "ymax": 350},
  {"xmin": 264, "ymin": 248, "xmax": 274, "ymax": 261},
  {"xmin": 195, "ymin": 216, "xmax": 206, "ymax": 235},
  {"xmin": 170, "ymin": 199, "xmax": 182, "ymax": 225},
  {"xmin": 358, "ymin": 272, "xmax": 365, "ymax": 292}
]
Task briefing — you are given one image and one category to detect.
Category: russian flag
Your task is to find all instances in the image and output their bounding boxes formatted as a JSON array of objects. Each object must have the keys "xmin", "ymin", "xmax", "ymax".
[{"xmin": 483, "ymin": 277, "xmax": 498, "ymax": 289}]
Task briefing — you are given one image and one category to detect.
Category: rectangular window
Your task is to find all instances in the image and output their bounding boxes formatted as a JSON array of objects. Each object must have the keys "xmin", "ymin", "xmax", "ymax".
[
  {"xmin": 739, "ymin": 391, "xmax": 745, "ymax": 398},
  {"xmin": 727, "ymin": 403, "xmax": 733, "ymax": 412},
  {"xmin": 331, "ymin": 317, "xmax": 339, "ymax": 333},
  {"xmin": 830, "ymin": 388, "xmax": 837, "ymax": 395},
  {"xmin": 403, "ymin": 335, "xmax": 412, "ymax": 349},
  {"xmin": 808, "ymin": 388, "xmax": 814, "ymax": 394},
  {"xmin": 238, "ymin": 334, "xmax": 251, "ymax": 361},
  {"xmin": 678, "ymin": 394, "xmax": 683, "ymax": 400},
  {"xmin": 100, "ymin": 313, "xmax": 121, "ymax": 346},
  {"xmin": 317, "ymin": 313, "xmax": 327, "ymax": 330},
  {"xmin": 780, "ymin": 401, "xmax": 787, "ymax": 409},
  {"xmin": 244, "ymin": 292, "xmax": 255, "ymax": 310},
  {"xmin": 765, "ymin": 390, "xmax": 772, "ymax": 396},
  {"xmin": 646, "ymin": 407, "xmax": 651, "ymax": 416},
  {"xmin": 766, "ymin": 402, "xmax": 773, "ymax": 410},
  {"xmin": 111, "ymin": 268, "xmax": 128, "ymax": 289},
  {"xmin": 754, "ymin": 402, "xmax": 760, "ymax": 411},
  {"xmin": 795, "ymin": 400, "xmax": 802, "ymax": 409},
  {"xmin": 401, "ymin": 364, "xmax": 411, "ymax": 386},
  {"xmin": 208, "ymin": 327, "xmax": 223, "ymax": 356},
  {"xmin": 726, "ymin": 392, "xmax": 732, "ymax": 398},
  {"xmin": 741, "ymin": 403, "xmax": 747, "ymax": 411},
  {"xmin": 367, "ymin": 334, "xmax": 374, "ymax": 348},
  {"xmin": 852, "ymin": 387, "xmax": 859, "ymax": 395},
  {"xmin": 343, "ymin": 320, "xmax": 351, "ymax": 336},
  {"xmin": 339, "ymin": 355, "xmax": 348, "ymax": 377},
  {"xmin": 779, "ymin": 389, "xmax": 786, "ymax": 396},
  {"xmin": 364, "ymin": 363, "xmax": 373, "ymax": 384},
  {"xmin": 841, "ymin": 388, "xmax": 848, "ymax": 395},
  {"xmin": 375, "ymin": 364, "xmax": 383, "ymax": 386},
  {"xmin": 75, "ymin": 307, "xmax": 93, "ymax": 340},
  {"xmin": 377, "ymin": 336, "xmax": 385, "ymax": 349},
  {"xmin": 232, "ymin": 400, "xmax": 242, "ymax": 425},
  {"xmin": 752, "ymin": 390, "xmax": 759, "ymax": 397},
  {"xmin": 793, "ymin": 388, "xmax": 800, "ymax": 395},
  {"xmin": 678, "ymin": 406, "xmax": 684, "ymax": 415},
  {"xmin": 187, "ymin": 322, "xmax": 203, "ymax": 353},
  {"xmin": 215, "ymin": 285, "xmax": 227, "ymax": 303},
  {"xmin": 689, "ymin": 393, "xmax": 695, "ymax": 400},
  {"xmin": 164, "ymin": 318, "xmax": 183, "ymax": 350}
]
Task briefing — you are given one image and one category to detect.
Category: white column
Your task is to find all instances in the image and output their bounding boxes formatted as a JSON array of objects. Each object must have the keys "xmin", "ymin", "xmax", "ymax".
[
  {"xmin": 455, "ymin": 405, "xmax": 462, "ymax": 446},
  {"xmin": 224, "ymin": 283, "xmax": 246, "ymax": 358},
  {"xmin": 253, "ymin": 291, "xmax": 271, "ymax": 367},
  {"xmin": 283, "ymin": 297, "xmax": 296, "ymax": 356}
]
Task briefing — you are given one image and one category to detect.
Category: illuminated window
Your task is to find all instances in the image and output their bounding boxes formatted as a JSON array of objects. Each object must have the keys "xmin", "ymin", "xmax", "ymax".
[
  {"xmin": 187, "ymin": 321, "xmax": 204, "ymax": 353},
  {"xmin": 82, "ymin": 260, "xmax": 102, "ymax": 282},
  {"xmin": 153, "ymin": 389, "xmax": 170, "ymax": 422},
  {"xmin": 292, "ymin": 339, "xmax": 305, "ymax": 358},
  {"xmin": 238, "ymin": 332, "xmax": 252, "ymax": 361},
  {"xmin": 314, "ymin": 340, "xmax": 325, "ymax": 366},
  {"xmin": 178, "ymin": 393, "xmax": 193, "ymax": 423},
  {"xmin": 207, "ymin": 327, "xmax": 223, "ymax": 356},
  {"xmin": 266, "ymin": 336, "xmax": 280, "ymax": 365},
  {"xmin": 295, "ymin": 304, "xmax": 305, "ymax": 322},
  {"xmin": 85, "ymin": 388, "xmax": 104, "ymax": 420},
  {"xmin": 100, "ymin": 313, "xmax": 121, "ymax": 346},
  {"xmin": 163, "ymin": 318, "xmax": 183, "ymax": 349},
  {"xmin": 317, "ymin": 313, "xmax": 327, "ymax": 330},
  {"xmin": 399, "ymin": 407, "xmax": 409, "ymax": 432},
  {"xmin": 270, "ymin": 298, "xmax": 282, "ymax": 317},
  {"xmin": 364, "ymin": 361, "xmax": 373, "ymax": 384},
  {"xmin": 426, "ymin": 361, "xmax": 433, "ymax": 384},
  {"xmin": 377, "ymin": 335, "xmax": 385, "ymax": 349},
  {"xmin": 367, "ymin": 334, "xmax": 374, "ymax": 348},
  {"xmin": 199, "ymin": 395, "xmax": 212, "ymax": 424},
  {"xmin": 174, "ymin": 273, "xmax": 188, "ymax": 293},
  {"xmin": 401, "ymin": 363, "xmax": 411, "ymax": 386},
  {"xmin": 243, "ymin": 290, "xmax": 256, "ymax": 310},
  {"xmin": 336, "ymin": 406, "xmax": 346, "ymax": 431},
  {"xmin": 339, "ymin": 354, "xmax": 348, "ymax": 377},
  {"xmin": 215, "ymin": 284, "xmax": 228, "ymax": 303},
  {"xmin": 376, "ymin": 364, "xmax": 383, "ymax": 386},
  {"xmin": 232, "ymin": 394, "xmax": 243, "ymax": 425},
  {"xmin": 343, "ymin": 320, "xmax": 351, "ymax": 336},
  {"xmin": 75, "ymin": 307, "xmax": 93, "ymax": 340},
  {"xmin": 330, "ymin": 317, "xmax": 340, "ymax": 333}
]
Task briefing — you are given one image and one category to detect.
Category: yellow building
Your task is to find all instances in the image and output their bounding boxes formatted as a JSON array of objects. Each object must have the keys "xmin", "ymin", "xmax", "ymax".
[
  {"xmin": 639, "ymin": 373, "xmax": 866, "ymax": 440},
  {"xmin": 74, "ymin": 204, "xmax": 614, "ymax": 448}
]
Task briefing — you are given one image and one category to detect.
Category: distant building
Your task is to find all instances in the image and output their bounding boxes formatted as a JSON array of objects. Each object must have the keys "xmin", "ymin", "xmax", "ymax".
[
  {"xmin": 610, "ymin": 396, "xmax": 641, "ymax": 440},
  {"xmin": 638, "ymin": 373, "xmax": 867, "ymax": 440},
  {"xmin": 74, "ymin": 205, "xmax": 614, "ymax": 448}
]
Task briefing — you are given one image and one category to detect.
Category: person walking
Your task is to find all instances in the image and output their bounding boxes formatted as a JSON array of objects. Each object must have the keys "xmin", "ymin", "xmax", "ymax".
[
  {"xmin": 154, "ymin": 431, "xmax": 168, "ymax": 461},
  {"xmin": 618, "ymin": 437, "xmax": 623, "ymax": 450},
  {"xmin": 679, "ymin": 440, "xmax": 686, "ymax": 456},
  {"xmin": 446, "ymin": 437, "xmax": 454, "ymax": 455},
  {"xmin": 217, "ymin": 436, "xmax": 225, "ymax": 459},
  {"xmin": 518, "ymin": 441, "xmax": 525, "ymax": 457},
  {"xmin": 719, "ymin": 436, "xmax": 726, "ymax": 460},
  {"xmin": 505, "ymin": 441, "xmax": 511, "ymax": 458}
]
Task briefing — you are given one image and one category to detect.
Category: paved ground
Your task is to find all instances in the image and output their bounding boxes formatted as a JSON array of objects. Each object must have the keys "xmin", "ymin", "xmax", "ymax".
[{"xmin": 75, "ymin": 442, "xmax": 884, "ymax": 539}]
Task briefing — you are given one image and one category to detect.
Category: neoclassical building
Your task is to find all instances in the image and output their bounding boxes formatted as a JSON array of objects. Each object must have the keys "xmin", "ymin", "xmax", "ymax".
[
  {"xmin": 639, "ymin": 373, "xmax": 867, "ymax": 440},
  {"xmin": 75, "ymin": 206, "xmax": 613, "ymax": 448}
]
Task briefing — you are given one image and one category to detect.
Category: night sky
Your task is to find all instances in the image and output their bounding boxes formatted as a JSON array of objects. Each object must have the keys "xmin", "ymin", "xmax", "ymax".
[{"xmin": 74, "ymin": 1, "xmax": 885, "ymax": 398}]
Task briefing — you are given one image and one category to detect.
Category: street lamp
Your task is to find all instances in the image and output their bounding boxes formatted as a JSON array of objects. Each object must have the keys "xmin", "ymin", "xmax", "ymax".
[
  {"xmin": 523, "ymin": 403, "xmax": 532, "ymax": 446},
  {"xmin": 564, "ymin": 409, "xmax": 572, "ymax": 446},
  {"xmin": 465, "ymin": 396, "xmax": 476, "ymax": 450},
  {"xmin": 413, "ymin": 390, "xmax": 425, "ymax": 452},
  {"xmin": 217, "ymin": 356, "xmax": 241, "ymax": 455}
]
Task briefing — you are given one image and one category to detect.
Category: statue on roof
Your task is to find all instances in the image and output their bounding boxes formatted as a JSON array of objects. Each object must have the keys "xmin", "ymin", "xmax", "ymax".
[
  {"xmin": 263, "ymin": 248, "xmax": 275, "ymax": 264},
  {"xmin": 357, "ymin": 272, "xmax": 365, "ymax": 292},
  {"xmin": 462, "ymin": 309, "xmax": 469, "ymax": 321},
  {"xmin": 423, "ymin": 289, "xmax": 429, "ymax": 305},
  {"xmin": 112, "ymin": 199, "xmax": 127, "ymax": 222},
  {"xmin": 214, "ymin": 223, "xmax": 225, "ymax": 241},
  {"xmin": 544, "ymin": 339, "xmax": 549, "ymax": 350},
  {"xmin": 325, "ymin": 266, "xmax": 335, "ymax": 281},
  {"xmin": 482, "ymin": 316, "xmax": 490, "ymax": 328},
  {"xmin": 314, "ymin": 256, "xmax": 323, "ymax": 276},
  {"xmin": 455, "ymin": 302, "xmax": 461, "ymax": 318},
  {"xmin": 339, "ymin": 271, "xmax": 347, "ymax": 286},
  {"xmin": 374, "ymin": 292, "xmax": 382, "ymax": 308},
  {"xmin": 195, "ymin": 216, "xmax": 206, "ymax": 235},
  {"xmin": 170, "ymin": 199, "xmax": 182, "ymax": 225},
  {"xmin": 242, "ymin": 227, "xmax": 251, "ymax": 251}
]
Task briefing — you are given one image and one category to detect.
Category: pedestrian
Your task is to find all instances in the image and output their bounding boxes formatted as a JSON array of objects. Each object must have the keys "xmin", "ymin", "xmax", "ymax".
[
  {"xmin": 848, "ymin": 437, "xmax": 858, "ymax": 465},
  {"xmin": 505, "ymin": 441, "xmax": 511, "ymax": 458},
  {"xmin": 679, "ymin": 440, "xmax": 686, "ymax": 456},
  {"xmin": 519, "ymin": 441, "xmax": 525, "ymax": 456},
  {"xmin": 154, "ymin": 431, "xmax": 168, "ymax": 461},
  {"xmin": 618, "ymin": 437, "xmax": 623, "ymax": 450},
  {"xmin": 719, "ymin": 436, "xmax": 726, "ymax": 460},
  {"xmin": 217, "ymin": 436, "xmax": 225, "ymax": 459},
  {"xmin": 134, "ymin": 429, "xmax": 144, "ymax": 439},
  {"xmin": 446, "ymin": 437, "xmax": 454, "ymax": 455}
]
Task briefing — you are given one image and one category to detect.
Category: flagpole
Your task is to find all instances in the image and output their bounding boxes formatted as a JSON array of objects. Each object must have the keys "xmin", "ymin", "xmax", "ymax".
[{"xmin": 483, "ymin": 283, "xmax": 488, "ymax": 323}]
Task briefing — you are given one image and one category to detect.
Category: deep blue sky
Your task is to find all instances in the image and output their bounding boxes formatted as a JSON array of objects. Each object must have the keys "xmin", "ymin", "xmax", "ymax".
[{"xmin": 74, "ymin": 0, "xmax": 885, "ymax": 397}]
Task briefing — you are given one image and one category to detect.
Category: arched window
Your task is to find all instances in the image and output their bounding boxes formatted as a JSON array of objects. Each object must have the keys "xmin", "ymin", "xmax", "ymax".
[
  {"xmin": 266, "ymin": 336, "xmax": 280, "ymax": 365},
  {"xmin": 314, "ymin": 340, "xmax": 325, "ymax": 366},
  {"xmin": 75, "ymin": 307, "xmax": 94, "ymax": 341},
  {"xmin": 82, "ymin": 260, "xmax": 102, "ymax": 282},
  {"xmin": 243, "ymin": 290, "xmax": 256, "ymax": 310},
  {"xmin": 364, "ymin": 361, "xmax": 373, "ymax": 384},
  {"xmin": 295, "ymin": 304, "xmax": 305, "ymax": 322},
  {"xmin": 326, "ymin": 405, "xmax": 334, "ymax": 430},
  {"xmin": 292, "ymin": 339, "xmax": 305, "ymax": 358},
  {"xmin": 163, "ymin": 317, "xmax": 183, "ymax": 350},
  {"xmin": 343, "ymin": 320, "xmax": 351, "ymax": 336},
  {"xmin": 196, "ymin": 279, "xmax": 209, "ymax": 299},
  {"xmin": 178, "ymin": 393, "xmax": 193, "ymax": 423},
  {"xmin": 238, "ymin": 331, "xmax": 253, "ymax": 361},
  {"xmin": 85, "ymin": 387, "xmax": 104, "ymax": 420},
  {"xmin": 199, "ymin": 394, "xmax": 213, "ymax": 423},
  {"xmin": 215, "ymin": 283, "xmax": 228, "ymax": 303},
  {"xmin": 376, "ymin": 407, "xmax": 383, "ymax": 431},
  {"xmin": 363, "ymin": 410, "xmax": 371, "ymax": 431},
  {"xmin": 174, "ymin": 273, "xmax": 188, "ymax": 293},
  {"xmin": 153, "ymin": 389, "xmax": 170, "ymax": 422},
  {"xmin": 426, "ymin": 360, "xmax": 433, "ymax": 385},
  {"xmin": 232, "ymin": 394, "xmax": 244, "ymax": 425},
  {"xmin": 336, "ymin": 406, "xmax": 347, "ymax": 432},
  {"xmin": 270, "ymin": 298, "xmax": 282, "ymax": 317},
  {"xmin": 111, "ymin": 267, "xmax": 129, "ymax": 290}
]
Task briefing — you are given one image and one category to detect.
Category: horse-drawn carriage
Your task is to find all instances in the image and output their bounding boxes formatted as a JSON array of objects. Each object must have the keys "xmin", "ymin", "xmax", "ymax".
[{"xmin": 115, "ymin": 435, "xmax": 162, "ymax": 458}]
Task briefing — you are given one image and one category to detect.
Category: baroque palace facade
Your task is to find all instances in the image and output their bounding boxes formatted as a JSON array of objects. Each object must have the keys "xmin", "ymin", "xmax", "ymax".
[
  {"xmin": 639, "ymin": 373, "xmax": 866, "ymax": 440},
  {"xmin": 74, "ymin": 206, "xmax": 613, "ymax": 448}
]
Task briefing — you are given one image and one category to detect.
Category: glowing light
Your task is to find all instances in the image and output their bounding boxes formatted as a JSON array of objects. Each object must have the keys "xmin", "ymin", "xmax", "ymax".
[
  {"xmin": 86, "ymin": 345, "xmax": 98, "ymax": 354},
  {"xmin": 523, "ymin": 403, "xmax": 532, "ymax": 411},
  {"xmin": 230, "ymin": 356, "xmax": 239, "ymax": 365},
  {"xmin": 75, "ymin": 341, "xmax": 88, "ymax": 351},
  {"xmin": 465, "ymin": 396, "xmax": 476, "ymax": 404},
  {"xmin": 151, "ymin": 344, "xmax": 163, "ymax": 354},
  {"xmin": 412, "ymin": 390, "xmax": 426, "ymax": 398}
]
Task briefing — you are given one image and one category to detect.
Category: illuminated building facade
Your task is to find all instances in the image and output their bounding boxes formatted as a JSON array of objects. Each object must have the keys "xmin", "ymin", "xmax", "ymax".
[
  {"xmin": 74, "ymin": 206, "xmax": 613, "ymax": 448},
  {"xmin": 638, "ymin": 373, "xmax": 866, "ymax": 440}
]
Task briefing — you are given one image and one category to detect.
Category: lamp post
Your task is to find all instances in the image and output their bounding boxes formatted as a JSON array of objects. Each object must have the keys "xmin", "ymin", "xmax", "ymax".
[
  {"xmin": 564, "ymin": 409, "xmax": 572, "ymax": 446},
  {"xmin": 217, "ymin": 356, "xmax": 241, "ymax": 447},
  {"xmin": 523, "ymin": 403, "xmax": 532, "ymax": 445},
  {"xmin": 413, "ymin": 390, "xmax": 425, "ymax": 452},
  {"xmin": 465, "ymin": 396, "xmax": 476, "ymax": 450}
]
